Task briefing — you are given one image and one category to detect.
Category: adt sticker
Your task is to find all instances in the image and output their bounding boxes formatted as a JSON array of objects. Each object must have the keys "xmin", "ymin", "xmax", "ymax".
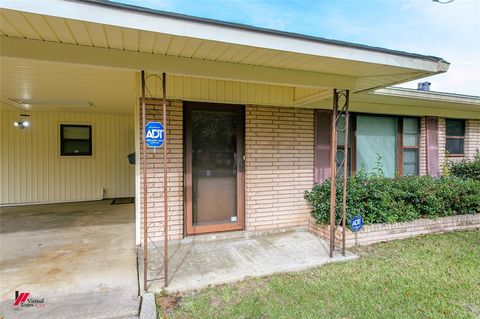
[
  {"xmin": 350, "ymin": 215, "xmax": 363, "ymax": 232},
  {"xmin": 145, "ymin": 122, "xmax": 164, "ymax": 148}
]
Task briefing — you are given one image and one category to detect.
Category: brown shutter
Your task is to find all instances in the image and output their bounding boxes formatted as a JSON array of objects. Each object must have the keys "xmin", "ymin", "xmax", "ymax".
[
  {"xmin": 314, "ymin": 110, "xmax": 332, "ymax": 183},
  {"xmin": 426, "ymin": 117, "xmax": 440, "ymax": 176}
]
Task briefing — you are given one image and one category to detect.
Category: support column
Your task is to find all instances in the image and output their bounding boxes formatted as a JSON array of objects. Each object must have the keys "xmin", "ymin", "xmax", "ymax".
[{"xmin": 329, "ymin": 89, "xmax": 350, "ymax": 257}]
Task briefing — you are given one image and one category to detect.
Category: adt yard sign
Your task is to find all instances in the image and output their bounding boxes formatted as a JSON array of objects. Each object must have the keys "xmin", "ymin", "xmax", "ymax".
[
  {"xmin": 145, "ymin": 122, "xmax": 164, "ymax": 148},
  {"xmin": 350, "ymin": 215, "xmax": 363, "ymax": 232}
]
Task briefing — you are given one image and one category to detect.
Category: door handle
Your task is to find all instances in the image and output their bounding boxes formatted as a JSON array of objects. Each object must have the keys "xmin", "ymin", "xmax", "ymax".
[{"xmin": 239, "ymin": 155, "xmax": 246, "ymax": 172}]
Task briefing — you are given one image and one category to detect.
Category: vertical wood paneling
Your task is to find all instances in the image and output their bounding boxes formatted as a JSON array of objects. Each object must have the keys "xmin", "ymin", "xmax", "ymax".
[
  {"xmin": 147, "ymin": 74, "xmax": 295, "ymax": 106},
  {"xmin": 0, "ymin": 110, "xmax": 135, "ymax": 205}
]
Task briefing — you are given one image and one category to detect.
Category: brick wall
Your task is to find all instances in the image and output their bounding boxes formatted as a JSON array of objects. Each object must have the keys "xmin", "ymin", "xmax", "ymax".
[
  {"xmin": 245, "ymin": 105, "xmax": 314, "ymax": 232},
  {"xmin": 137, "ymin": 101, "xmax": 480, "ymax": 243},
  {"xmin": 139, "ymin": 99, "xmax": 184, "ymax": 242},
  {"xmin": 309, "ymin": 214, "xmax": 480, "ymax": 247},
  {"xmin": 139, "ymin": 102, "xmax": 315, "ymax": 242},
  {"xmin": 465, "ymin": 119, "xmax": 480, "ymax": 159}
]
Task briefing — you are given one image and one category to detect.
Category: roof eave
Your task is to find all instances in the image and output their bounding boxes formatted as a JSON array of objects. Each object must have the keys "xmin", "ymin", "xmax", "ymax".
[{"xmin": 0, "ymin": 0, "xmax": 449, "ymax": 73}]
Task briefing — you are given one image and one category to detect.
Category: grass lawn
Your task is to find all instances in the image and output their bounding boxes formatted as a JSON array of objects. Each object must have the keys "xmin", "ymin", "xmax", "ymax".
[{"xmin": 157, "ymin": 230, "xmax": 480, "ymax": 319}]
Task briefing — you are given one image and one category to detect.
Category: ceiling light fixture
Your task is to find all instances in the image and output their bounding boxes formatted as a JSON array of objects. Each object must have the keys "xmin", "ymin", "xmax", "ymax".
[{"xmin": 13, "ymin": 114, "xmax": 30, "ymax": 129}]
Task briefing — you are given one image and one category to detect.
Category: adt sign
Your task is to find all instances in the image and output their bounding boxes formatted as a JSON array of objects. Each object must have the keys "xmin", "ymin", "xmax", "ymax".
[
  {"xmin": 350, "ymin": 215, "xmax": 363, "ymax": 232},
  {"xmin": 145, "ymin": 122, "xmax": 164, "ymax": 148}
]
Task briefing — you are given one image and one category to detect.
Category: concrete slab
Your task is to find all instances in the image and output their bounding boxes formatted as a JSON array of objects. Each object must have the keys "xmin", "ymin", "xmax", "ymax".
[
  {"xmin": 141, "ymin": 230, "xmax": 356, "ymax": 292},
  {"xmin": 139, "ymin": 293, "xmax": 156, "ymax": 319},
  {"xmin": 0, "ymin": 200, "xmax": 140, "ymax": 319}
]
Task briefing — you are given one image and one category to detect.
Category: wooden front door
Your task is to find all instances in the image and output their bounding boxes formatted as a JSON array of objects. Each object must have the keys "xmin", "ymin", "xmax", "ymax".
[{"xmin": 184, "ymin": 102, "xmax": 245, "ymax": 235}]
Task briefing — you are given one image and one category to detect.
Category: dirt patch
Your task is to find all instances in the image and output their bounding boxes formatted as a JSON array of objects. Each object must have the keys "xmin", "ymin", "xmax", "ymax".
[{"xmin": 157, "ymin": 294, "xmax": 181, "ymax": 318}]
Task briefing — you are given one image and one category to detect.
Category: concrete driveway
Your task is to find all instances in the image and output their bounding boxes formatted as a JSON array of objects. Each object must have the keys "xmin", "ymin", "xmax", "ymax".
[{"xmin": 0, "ymin": 200, "xmax": 139, "ymax": 319}]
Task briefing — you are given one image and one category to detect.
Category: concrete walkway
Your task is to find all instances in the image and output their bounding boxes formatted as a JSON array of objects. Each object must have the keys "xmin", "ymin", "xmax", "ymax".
[
  {"xmin": 142, "ymin": 230, "xmax": 356, "ymax": 292},
  {"xmin": 0, "ymin": 200, "xmax": 140, "ymax": 319}
]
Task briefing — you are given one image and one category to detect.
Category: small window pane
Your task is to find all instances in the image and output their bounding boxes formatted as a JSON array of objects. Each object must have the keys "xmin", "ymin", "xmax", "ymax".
[
  {"xmin": 446, "ymin": 138, "xmax": 464, "ymax": 155},
  {"xmin": 403, "ymin": 149, "xmax": 419, "ymax": 176},
  {"xmin": 61, "ymin": 124, "xmax": 92, "ymax": 156},
  {"xmin": 63, "ymin": 126, "xmax": 90, "ymax": 139},
  {"xmin": 403, "ymin": 118, "xmax": 418, "ymax": 147},
  {"xmin": 336, "ymin": 115, "xmax": 350, "ymax": 146},
  {"xmin": 446, "ymin": 119, "xmax": 465, "ymax": 136},
  {"xmin": 403, "ymin": 118, "xmax": 418, "ymax": 134},
  {"xmin": 403, "ymin": 133, "xmax": 418, "ymax": 147},
  {"xmin": 63, "ymin": 140, "xmax": 91, "ymax": 155}
]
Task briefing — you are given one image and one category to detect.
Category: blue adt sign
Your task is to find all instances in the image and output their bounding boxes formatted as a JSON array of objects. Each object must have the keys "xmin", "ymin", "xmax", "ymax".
[
  {"xmin": 145, "ymin": 122, "xmax": 164, "ymax": 148},
  {"xmin": 350, "ymin": 215, "xmax": 363, "ymax": 232}
]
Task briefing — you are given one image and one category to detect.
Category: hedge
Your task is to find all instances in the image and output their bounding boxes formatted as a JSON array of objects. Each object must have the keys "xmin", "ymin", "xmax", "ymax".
[
  {"xmin": 304, "ymin": 170, "xmax": 480, "ymax": 228},
  {"xmin": 447, "ymin": 152, "xmax": 480, "ymax": 180}
]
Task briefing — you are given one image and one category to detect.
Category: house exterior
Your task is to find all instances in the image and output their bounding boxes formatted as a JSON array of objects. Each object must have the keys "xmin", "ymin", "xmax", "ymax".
[{"xmin": 0, "ymin": 0, "xmax": 479, "ymax": 248}]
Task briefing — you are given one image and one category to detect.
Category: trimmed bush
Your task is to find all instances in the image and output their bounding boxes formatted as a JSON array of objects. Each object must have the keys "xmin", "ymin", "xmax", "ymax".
[
  {"xmin": 447, "ymin": 152, "xmax": 480, "ymax": 180},
  {"xmin": 304, "ymin": 170, "xmax": 480, "ymax": 228}
]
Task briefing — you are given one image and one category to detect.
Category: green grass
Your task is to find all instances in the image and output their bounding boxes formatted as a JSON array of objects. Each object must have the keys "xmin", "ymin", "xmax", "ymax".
[{"xmin": 158, "ymin": 230, "xmax": 480, "ymax": 319}]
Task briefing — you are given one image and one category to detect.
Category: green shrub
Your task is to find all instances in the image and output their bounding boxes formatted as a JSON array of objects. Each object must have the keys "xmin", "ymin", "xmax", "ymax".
[
  {"xmin": 304, "ymin": 170, "xmax": 480, "ymax": 228},
  {"xmin": 447, "ymin": 152, "xmax": 480, "ymax": 180}
]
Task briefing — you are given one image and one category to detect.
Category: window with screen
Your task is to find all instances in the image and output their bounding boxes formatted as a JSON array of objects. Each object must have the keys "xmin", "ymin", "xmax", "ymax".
[
  {"xmin": 402, "ymin": 118, "xmax": 419, "ymax": 176},
  {"xmin": 60, "ymin": 124, "xmax": 92, "ymax": 156},
  {"xmin": 356, "ymin": 115, "xmax": 397, "ymax": 177},
  {"xmin": 446, "ymin": 119, "xmax": 465, "ymax": 156}
]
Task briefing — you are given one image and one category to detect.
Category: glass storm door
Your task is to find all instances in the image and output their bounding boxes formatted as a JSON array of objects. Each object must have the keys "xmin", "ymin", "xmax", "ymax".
[{"xmin": 185, "ymin": 103, "xmax": 245, "ymax": 235}]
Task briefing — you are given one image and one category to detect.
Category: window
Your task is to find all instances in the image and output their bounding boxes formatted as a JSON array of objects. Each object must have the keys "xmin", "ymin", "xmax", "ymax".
[
  {"xmin": 60, "ymin": 124, "xmax": 92, "ymax": 156},
  {"xmin": 402, "ymin": 118, "xmax": 419, "ymax": 176},
  {"xmin": 314, "ymin": 114, "xmax": 421, "ymax": 180},
  {"xmin": 446, "ymin": 119, "xmax": 465, "ymax": 156},
  {"xmin": 356, "ymin": 115, "xmax": 397, "ymax": 177}
]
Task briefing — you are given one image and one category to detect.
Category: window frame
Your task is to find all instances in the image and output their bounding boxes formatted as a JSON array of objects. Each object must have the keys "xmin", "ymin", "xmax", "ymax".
[
  {"xmin": 398, "ymin": 117, "xmax": 420, "ymax": 176},
  {"xmin": 347, "ymin": 114, "xmax": 420, "ymax": 176},
  {"xmin": 60, "ymin": 124, "xmax": 93, "ymax": 156},
  {"xmin": 445, "ymin": 119, "xmax": 465, "ymax": 157}
]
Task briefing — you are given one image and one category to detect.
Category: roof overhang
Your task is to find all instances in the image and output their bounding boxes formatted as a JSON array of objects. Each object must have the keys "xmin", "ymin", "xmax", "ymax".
[
  {"xmin": 0, "ymin": 0, "xmax": 449, "ymax": 94},
  {"xmin": 303, "ymin": 87, "xmax": 480, "ymax": 119}
]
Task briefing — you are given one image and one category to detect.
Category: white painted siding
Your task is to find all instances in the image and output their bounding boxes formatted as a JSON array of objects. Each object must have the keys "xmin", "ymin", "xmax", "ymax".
[{"xmin": 0, "ymin": 109, "xmax": 135, "ymax": 205}]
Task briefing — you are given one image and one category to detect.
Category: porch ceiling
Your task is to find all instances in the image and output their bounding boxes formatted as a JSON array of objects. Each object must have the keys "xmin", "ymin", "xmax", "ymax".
[
  {"xmin": 0, "ymin": 0, "xmax": 449, "ymax": 95},
  {"xmin": 0, "ymin": 57, "xmax": 136, "ymax": 114}
]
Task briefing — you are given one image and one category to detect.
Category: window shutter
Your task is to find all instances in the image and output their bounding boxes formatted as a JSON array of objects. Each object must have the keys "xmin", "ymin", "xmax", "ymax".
[
  {"xmin": 314, "ymin": 110, "xmax": 332, "ymax": 183},
  {"xmin": 426, "ymin": 117, "xmax": 439, "ymax": 176}
]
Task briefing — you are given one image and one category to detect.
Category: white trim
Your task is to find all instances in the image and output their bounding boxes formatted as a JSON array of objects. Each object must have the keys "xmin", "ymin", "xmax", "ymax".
[
  {"xmin": 0, "ymin": 0, "xmax": 449, "ymax": 73},
  {"xmin": 375, "ymin": 87, "xmax": 480, "ymax": 105},
  {"xmin": 134, "ymin": 74, "xmax": 141, "ymax": 245}
]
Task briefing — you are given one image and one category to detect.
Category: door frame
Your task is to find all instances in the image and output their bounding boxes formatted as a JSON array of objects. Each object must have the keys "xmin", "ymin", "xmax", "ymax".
[{"xmin": 183, "ymin": 102, "xmax": 245, "ymax": 236}]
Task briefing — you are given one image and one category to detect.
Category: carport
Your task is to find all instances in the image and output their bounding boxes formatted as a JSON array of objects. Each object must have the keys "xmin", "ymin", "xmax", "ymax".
[{"xmin": 0, "ymin": 200, "xmax": 138, "ymax": 319}]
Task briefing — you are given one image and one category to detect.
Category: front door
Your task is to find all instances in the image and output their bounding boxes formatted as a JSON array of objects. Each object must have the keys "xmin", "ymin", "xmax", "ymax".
[{"xmin": 184, "ymin": 102, "xmax": 245, "ymax": 235}]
